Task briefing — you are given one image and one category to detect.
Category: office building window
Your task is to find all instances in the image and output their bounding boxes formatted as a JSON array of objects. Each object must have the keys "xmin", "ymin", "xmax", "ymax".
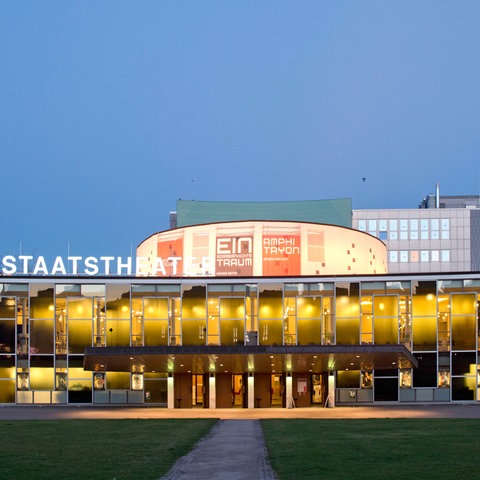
[
  {"xmin": 441, "ymin": 250, "xmax": 450, "ymax": 262},
  {"xmin": 421, "ymin": 251, "xmax": 429, "ymax": 262},
  {"xmin": 431, "ymin": 251, "xmax": 439, "ymax": 262},
  {"xmin": 389, "ymin": 251, "xmax": 398, "ymax": 262}
]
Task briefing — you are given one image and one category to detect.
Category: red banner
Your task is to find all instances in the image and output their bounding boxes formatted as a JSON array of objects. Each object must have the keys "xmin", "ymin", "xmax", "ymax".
[
  {"xmin": 262, "ymin": 235, "xmax": 301, "ymax": 276},
  {"xmin": 157, "ymin": 238, "xmax": 183, "ymax": 276}
]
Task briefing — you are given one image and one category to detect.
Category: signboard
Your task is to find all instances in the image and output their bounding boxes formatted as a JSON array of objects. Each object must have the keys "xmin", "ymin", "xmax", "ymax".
[
  {"xmin": 216, "ymin": 236, "xmax": 253, "ymax": 276},
  {"xmin": 262, "ymin": 234, "xmax": 301, "ymax": 276}
]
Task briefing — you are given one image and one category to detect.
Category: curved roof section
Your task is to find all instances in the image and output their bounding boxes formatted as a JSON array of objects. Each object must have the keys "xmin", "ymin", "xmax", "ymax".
[
  {"xmin": 136, "ymin": 219, "xmax": 386, "ymax": 277},
  {"xmin": 176, "ymin": 199, "xmax": 352, "ymax": 228}
]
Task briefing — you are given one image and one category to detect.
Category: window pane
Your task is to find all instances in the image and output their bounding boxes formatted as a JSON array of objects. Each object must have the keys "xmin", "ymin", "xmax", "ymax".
[
  {"xmin": 0, "ymin": 320, "xmax": 15, "ymax": 354},
  {"xmin": 0, "ymin": 297, "xmax": 16, "ymax": 318},
  {"xmin": 374, "ymin": 317, "xmax": 398, "ymax": 344},
  {"xmin": 297, "ymin": 319, "xmax": 321, "ymax": 345},
  {"xmin": 30, "ymin": 319, "xmax": 54, "ymax": 354},
  {"xmin": 413, "ymin": 353, "xmax": 436, "ymax": 387},
  {"xmin": 297, "ymin": 297, "xmax": 321, "ymax": 318},
  {"xmin": 412, "ymin": 317, "xmax": 437, "ymax": 350},
  {"xmin": 336, "ymin": 318, "xmax": 359, "ymax": 345},
  {"xmin": 144, "ymin": 320, "xmax": 168, "ymax": 346},
  {"xmin": 144, "ymin": 298, "xmax": 169, "ymax": 319},
  {"xmin": 451, "ymin": 316, "xmax": 476, "ymax": 350}
]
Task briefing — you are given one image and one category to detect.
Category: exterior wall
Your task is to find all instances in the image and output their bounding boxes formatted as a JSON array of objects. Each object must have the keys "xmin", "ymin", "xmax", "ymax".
[
  {"xmin": 420, "ymin": 194, "xmax": 480, "ymax": 209},
  {"xmin": 471, "ymin": 210, "xmax": 480, "ymax": 271},
  {"xmin": 353, "ymin": 209, "xmax": 472, "ymax": 273},
  {"xmin": 2, "ymin": 275, "xmax": 480, "ymax": 406}
]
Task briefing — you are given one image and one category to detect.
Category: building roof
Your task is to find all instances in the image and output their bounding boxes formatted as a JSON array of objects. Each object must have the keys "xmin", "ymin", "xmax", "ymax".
[{"xmin": 175, "ymin": 199, "xmax": 353, "ymax": 228}]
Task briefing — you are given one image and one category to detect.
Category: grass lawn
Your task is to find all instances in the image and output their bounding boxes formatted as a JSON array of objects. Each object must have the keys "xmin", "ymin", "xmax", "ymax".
[
  {"xmin": 262, "ymin": 418, "xmax": 480, "ymax": 480},
  {"xmin": 0, "ymin": 419, "xmax": 217, "ymax": 480}
]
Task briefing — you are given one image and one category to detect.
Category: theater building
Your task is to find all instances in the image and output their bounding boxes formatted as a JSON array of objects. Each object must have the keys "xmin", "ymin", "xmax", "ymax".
[{"xmin": 1, "ymin": 202, "xmax": 480, "ymax": 407}]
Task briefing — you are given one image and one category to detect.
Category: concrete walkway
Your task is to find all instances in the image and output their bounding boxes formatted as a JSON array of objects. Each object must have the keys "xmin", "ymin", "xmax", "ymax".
[{"xmin": 160, "ymin": 419, "xmax": 277, "ymax": 480}]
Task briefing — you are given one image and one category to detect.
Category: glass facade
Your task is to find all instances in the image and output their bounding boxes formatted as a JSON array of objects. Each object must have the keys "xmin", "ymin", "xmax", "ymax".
[{"xmin": 1, "ymin": 275, "xmax": 480, "ymax": 407}]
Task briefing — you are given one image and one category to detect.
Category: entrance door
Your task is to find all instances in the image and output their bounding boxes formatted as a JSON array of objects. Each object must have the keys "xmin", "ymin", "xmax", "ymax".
[
  {"xmin": 232, "ymin": 374, "xmax": 244, "ymax": 407},
  {"xmin": 271, "ymin": 374, "xmax": 284, "ymax": 407},
  {"xmin": 192, "ymin": 375, "xmax": 204, "ymax": 407},
  {"xmin": 312, "ymin": 374, "xmax": 326, "ymax": 405}
]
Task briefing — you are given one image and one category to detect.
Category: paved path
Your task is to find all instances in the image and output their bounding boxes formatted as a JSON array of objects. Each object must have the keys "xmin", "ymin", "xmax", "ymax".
[{"xmin": 160, "ymin": 419, "xmax": 276, "ymax": 480}]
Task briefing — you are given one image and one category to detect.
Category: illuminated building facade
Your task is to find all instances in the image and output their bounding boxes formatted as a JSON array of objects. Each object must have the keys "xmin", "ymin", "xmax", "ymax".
[
  {"xmin": 1, "ymin": 197, "xmax": 480, "ymax": 408},
  {"xmin": 2, "ymin": 270, "xmax": 480, "ymax": 407}
]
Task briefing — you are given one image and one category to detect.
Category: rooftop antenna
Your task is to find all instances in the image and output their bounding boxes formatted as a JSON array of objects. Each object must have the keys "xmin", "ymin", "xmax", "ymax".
[{"xmin": 435, "ymin": 182, "xmax": 440, "ymax": 208}]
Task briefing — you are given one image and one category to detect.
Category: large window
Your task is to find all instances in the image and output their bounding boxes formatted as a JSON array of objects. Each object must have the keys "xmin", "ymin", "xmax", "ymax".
[
  {"xmin": 182, "ymin": 285, "xmax": 206, "ymax": 346},
  {"xmin": 413, "ymin": 353, "xmax": 437, "ymax": 387},
  {"xmin": 106, "ymin": 284, "xmax": 131, "ymax": 347},
  {"xmin": 258, "ymin": 285, "xmax": 283, "ymax": 345},
  {"xmin": 336, "ymin": 283, "xmax": 360, "ymax": 345}
]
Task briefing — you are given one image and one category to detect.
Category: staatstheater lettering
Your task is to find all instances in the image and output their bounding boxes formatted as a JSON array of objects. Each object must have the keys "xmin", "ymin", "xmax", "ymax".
[{"xmin": 0, "ymin": 255, "xmax": 192, "ymax": 277}]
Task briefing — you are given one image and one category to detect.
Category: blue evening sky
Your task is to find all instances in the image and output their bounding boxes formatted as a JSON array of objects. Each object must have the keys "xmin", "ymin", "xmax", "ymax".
[{"xmin": 1, "ymin": 1, "xmax": 480, "ymax": 262}]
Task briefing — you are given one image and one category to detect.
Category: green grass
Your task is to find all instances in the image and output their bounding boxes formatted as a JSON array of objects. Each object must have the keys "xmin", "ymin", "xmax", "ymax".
[
  {"xmin": 0, "ymin": 419, "xmax": 217, "ymax": 480},
  {"xmin": 262, "ymin": 418, "xmax": 480, "ymax": 480}
]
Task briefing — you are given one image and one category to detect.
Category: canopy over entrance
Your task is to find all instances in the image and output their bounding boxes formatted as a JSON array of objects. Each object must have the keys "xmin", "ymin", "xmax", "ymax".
[{"xmin": 84, "ymin": 344, "xmax": 417, "ymax": 374}]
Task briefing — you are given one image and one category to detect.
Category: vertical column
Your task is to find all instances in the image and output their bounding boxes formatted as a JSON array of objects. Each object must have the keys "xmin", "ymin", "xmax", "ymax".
[
  {"xmin": 248, "ymin": 373, "xmax": 255, "ymax": 408},
  {"xmin": 326, "ymin": 372, "xmax": 335, "ymax": 408},
  {"xmin": 167, "ymin": 374, "xmax": 174, "ymax": 409},
  {"xmin": 285, "ymin": 373, "xmax": 293, "ymax": 408},
  {"xmin": 209, "ymin": 373, "xmax": 216, "ymax": 409}
]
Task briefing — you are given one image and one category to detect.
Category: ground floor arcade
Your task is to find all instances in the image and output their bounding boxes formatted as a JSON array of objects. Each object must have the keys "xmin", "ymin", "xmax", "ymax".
[{"xmin": 81, "ymin": 344, "xmax": 417, "ymax": 408}]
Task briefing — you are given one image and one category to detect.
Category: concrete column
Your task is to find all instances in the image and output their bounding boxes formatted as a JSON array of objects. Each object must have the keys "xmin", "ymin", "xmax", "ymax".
[
  {"xmin": 327, "ymin": 372, "xmax": 335, "ymax": 408},
  {"xmin": 248, "ymin": 373, "xmax": 255, "ymax": 408},
  {"xmin": 286, "ymin": 373, "xmax": 293, "ymax": 408},
  {"xmin": 209, "ymin": 374, "xmax": 216, "ymax": 409},
  {"xmin": 167, "ymin": 374, "xmax": 174, "ymax": 409}
]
